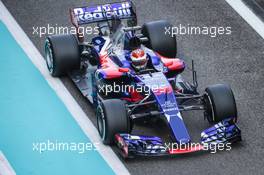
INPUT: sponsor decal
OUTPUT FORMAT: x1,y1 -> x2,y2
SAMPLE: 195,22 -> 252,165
74,2 -> 132,23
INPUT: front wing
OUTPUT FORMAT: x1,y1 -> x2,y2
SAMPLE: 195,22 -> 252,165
115,118 -> 241,158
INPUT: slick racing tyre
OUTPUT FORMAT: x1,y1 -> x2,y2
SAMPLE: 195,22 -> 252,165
204,84 -> 237,123
96,99 -> 131,145
45,34 -> 80,77
142,20 -> 177,58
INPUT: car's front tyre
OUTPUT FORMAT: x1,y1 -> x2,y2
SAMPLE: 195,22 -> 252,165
204,84 -> 237,123
96,99 -> 131,145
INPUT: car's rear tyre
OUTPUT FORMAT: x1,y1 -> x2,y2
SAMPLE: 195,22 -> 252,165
96,99 -> 131,145
204,84 -> 237,123
142,20 -> 177,58
45,34 -> 80,77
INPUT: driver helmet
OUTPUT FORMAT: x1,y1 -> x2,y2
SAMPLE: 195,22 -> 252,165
130,48 -> 148,70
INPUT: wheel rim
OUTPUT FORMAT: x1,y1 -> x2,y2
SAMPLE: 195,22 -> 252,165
45,40 -> 54,74
97,104 -> 106,140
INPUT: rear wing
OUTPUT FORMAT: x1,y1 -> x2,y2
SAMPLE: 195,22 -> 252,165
70,1 -> 137,26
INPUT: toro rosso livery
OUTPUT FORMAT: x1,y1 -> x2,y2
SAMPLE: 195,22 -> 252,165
44,1 -> 241,158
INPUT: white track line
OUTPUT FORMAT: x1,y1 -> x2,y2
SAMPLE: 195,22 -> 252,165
225,0 -> 264,39
0,151 -> 16,175
0,2 -> 129,175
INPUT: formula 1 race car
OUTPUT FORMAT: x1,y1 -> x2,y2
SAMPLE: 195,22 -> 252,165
44,1 -> 241,158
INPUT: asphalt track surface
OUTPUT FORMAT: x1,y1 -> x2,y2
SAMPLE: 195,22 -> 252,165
2,0 -> 264,174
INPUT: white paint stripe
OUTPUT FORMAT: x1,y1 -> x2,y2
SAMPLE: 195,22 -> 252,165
225,0 -> 264,39
0,151 -> 16,175
0,2 -> 129,175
